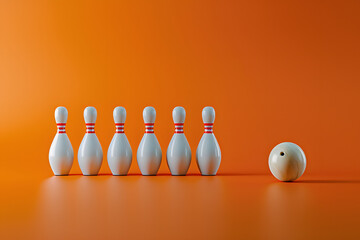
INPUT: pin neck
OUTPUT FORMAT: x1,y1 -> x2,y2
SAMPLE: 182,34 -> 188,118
145,123 -> 154,133
57,123 -> 66,134
174,123 -> 184,134
115,123 -> 124,134
204,123 -> 213,134
86,123 -> 95,133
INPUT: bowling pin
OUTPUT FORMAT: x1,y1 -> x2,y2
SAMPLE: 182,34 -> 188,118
78,106 -> 103,176
49,107 -> 74,176
196,106 -> 221,176
137,106 -> 162,176
166,106 -> 191,175
107,107 -> 132,176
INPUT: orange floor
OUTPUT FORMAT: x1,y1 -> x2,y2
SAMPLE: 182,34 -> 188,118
1,173 -> 360,239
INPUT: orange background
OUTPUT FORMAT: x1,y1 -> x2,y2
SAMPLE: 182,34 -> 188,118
1,1 -> 360,239
1,0 -> 360,176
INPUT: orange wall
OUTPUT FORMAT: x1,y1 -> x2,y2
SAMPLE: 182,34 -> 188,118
0,0 -> 359,176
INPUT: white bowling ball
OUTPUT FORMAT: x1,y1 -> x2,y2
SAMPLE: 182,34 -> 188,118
268,142 -> 306,182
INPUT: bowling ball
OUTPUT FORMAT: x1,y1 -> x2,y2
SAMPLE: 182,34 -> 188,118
268,142 -> 306,182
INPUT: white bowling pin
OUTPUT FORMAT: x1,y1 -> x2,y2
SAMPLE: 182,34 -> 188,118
107,107 -> 132,176
137,106 -> 162,176
196,107 -> 221,176
49,107 -> 74,176
78,106 -> 103,176
166,106 -> 191,176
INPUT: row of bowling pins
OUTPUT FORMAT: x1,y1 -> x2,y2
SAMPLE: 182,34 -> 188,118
49,106 -> 221,176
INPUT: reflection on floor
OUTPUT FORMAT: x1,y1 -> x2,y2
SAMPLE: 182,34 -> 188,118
1,174 -> 360,239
